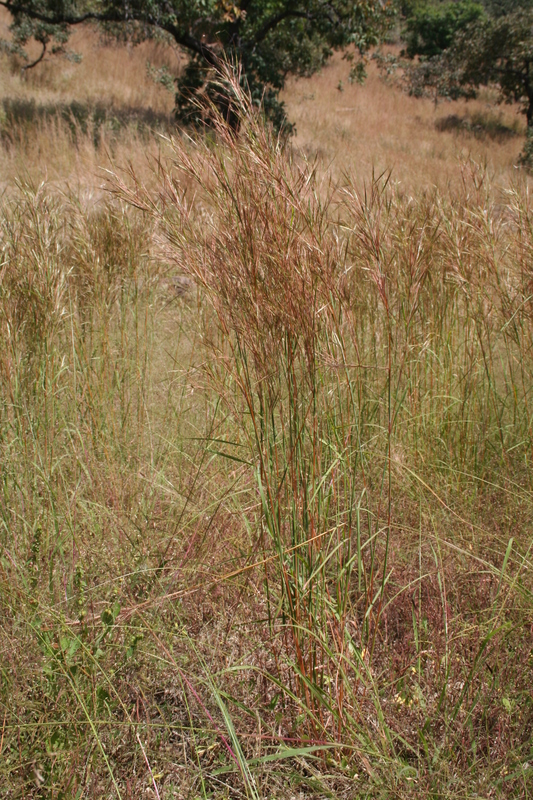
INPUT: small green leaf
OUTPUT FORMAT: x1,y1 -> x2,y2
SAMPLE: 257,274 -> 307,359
101,608 -> 114,626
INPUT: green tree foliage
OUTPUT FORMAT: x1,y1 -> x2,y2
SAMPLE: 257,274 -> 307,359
399,5 -> 533,163
482,0 -> 533,19
453,9 -> 533,165
447,10 -> 533,126
404,0 -> 485,59
0,0 -> 394,130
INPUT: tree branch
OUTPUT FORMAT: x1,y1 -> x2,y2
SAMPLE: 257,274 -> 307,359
250,8 -> 311,48
21,37 -> 45,71
0,1 -> 220,66
162,23 -> 221,66
0,1 -> 129,26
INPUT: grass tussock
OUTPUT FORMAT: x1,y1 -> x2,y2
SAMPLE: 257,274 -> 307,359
1,67 -> 533,798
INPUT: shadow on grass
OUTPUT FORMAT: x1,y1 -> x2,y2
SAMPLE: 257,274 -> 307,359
436,111 -> 522,141
0,97 -> 174,146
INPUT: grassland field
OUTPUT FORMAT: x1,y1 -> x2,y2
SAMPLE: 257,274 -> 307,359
1,10 -> 533,799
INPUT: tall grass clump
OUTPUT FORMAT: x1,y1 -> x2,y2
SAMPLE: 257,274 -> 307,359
2,68 -> 533,798
0,182 -> 227,797
115,71 -> 533,794
120,84 -> 379,749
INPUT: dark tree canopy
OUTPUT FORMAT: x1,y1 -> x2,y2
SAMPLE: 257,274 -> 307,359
404,9 -> 533,124
482,0 -> 533,19
447,10 -> 533,125
386,1 -> 533,164
0,0 -> 394,129
404,0 -> 485,59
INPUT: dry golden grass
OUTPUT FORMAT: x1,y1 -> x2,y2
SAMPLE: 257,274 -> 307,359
0,9 -> 177,112
282,51 -> 528,191
2,23 -> 533,798
0,9 -> 177,187
0,10 -> 529,193
2,82 -> 533,796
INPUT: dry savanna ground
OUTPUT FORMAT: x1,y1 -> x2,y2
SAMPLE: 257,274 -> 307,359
0,8 -> 528,188
1,10 -> 533,800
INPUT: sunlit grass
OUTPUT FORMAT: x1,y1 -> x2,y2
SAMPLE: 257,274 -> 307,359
0,21 -> 532,800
